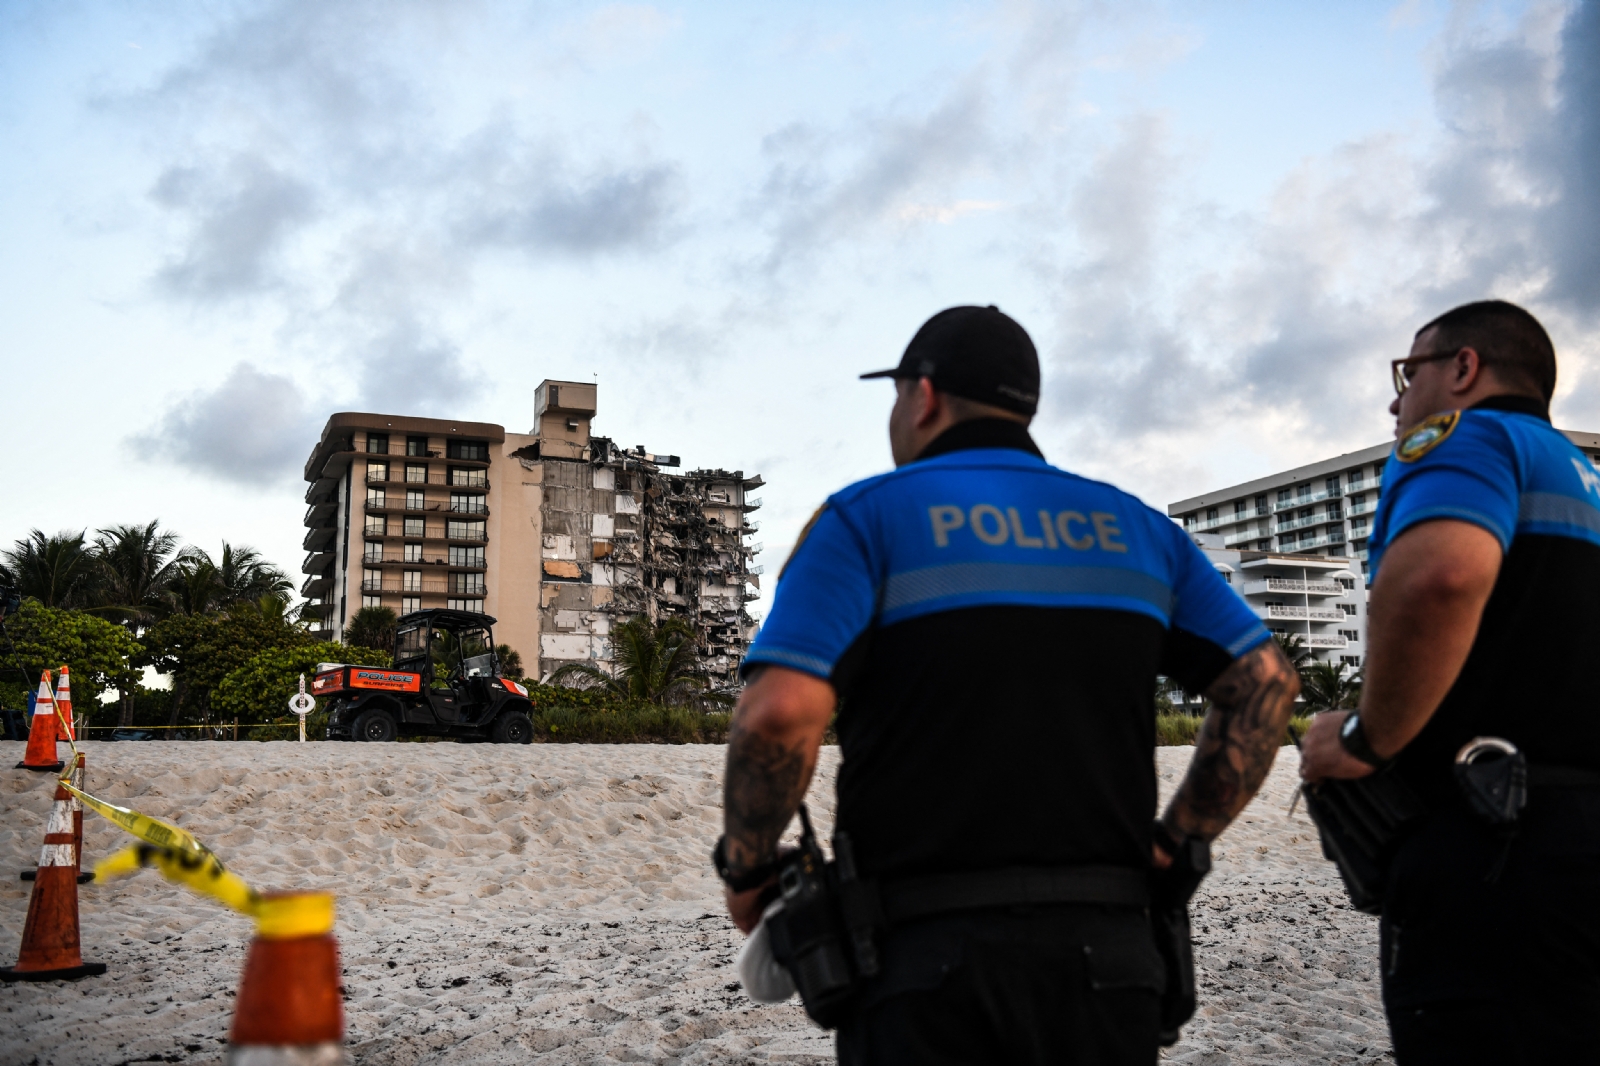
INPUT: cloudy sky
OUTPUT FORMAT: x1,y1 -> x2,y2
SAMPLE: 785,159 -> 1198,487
3,0 -> 1596,608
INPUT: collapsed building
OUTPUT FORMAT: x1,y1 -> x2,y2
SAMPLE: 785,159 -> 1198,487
300,380 -> 763,689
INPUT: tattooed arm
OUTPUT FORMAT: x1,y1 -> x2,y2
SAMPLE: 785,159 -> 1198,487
722,664 -> 837,932
1158,641 -> 1300,861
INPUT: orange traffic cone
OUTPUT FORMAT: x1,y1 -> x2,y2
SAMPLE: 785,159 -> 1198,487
55,665 -> 76,743
0,778 -> 106,981
14,672 -> 64,772
228,892 -> 346,1064
21,754 -> 92,884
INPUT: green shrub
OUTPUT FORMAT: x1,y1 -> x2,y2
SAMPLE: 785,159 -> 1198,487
212,643 -> 390,740
1156,712 -> 1314,747
530,700 -> 731,744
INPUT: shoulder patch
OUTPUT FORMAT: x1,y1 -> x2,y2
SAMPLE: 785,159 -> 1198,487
1396,411 -> 1460,463
779,504 -> 829,581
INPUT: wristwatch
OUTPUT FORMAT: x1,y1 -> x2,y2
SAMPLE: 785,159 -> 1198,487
711,836 -> 779,892
1338,713 -> 1392,769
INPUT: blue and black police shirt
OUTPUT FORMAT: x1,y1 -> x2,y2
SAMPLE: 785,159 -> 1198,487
1368,394 -> 1600,807
744,419 -> 1269,881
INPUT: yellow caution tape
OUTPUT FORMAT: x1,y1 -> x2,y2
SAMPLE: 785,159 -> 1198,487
52,702 -> 334,936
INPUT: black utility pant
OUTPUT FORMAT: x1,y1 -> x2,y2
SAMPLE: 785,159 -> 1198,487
836,905 -> 1161,1066
1381,788 -> 1600,1065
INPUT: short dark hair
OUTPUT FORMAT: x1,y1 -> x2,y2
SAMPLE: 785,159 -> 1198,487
1416,300 -> 1556,401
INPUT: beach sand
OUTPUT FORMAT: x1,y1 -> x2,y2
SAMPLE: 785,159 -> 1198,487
1,741 -> 1390,1063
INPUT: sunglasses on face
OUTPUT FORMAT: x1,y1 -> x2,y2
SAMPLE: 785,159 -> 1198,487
1391,350 -> 1461,397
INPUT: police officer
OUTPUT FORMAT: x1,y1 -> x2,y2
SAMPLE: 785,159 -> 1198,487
1300,300 -> 1600,1063
715,305 -> 1300,1064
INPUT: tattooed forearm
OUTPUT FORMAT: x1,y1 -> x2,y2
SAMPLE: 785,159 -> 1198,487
1162,641 -> 1299,842
723,718 -> 814,875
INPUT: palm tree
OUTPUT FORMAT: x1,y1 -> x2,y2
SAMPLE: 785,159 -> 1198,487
167,557 -> 223,616
1274,632 -> 1315,673
90,521 -> 184,632
1,530 -> 96,607
549,615 -> 715,704
346,606 -> 398,652
495,644 -> 524,679
1301,661 -> 1362,712
214,542 -> 292,605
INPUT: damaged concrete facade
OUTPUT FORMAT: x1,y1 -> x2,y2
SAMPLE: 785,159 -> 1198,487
525,381 -> 764,687
301,380 -> 762,690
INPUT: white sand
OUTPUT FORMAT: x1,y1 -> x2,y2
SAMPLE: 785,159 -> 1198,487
1,741 -> 1390,1064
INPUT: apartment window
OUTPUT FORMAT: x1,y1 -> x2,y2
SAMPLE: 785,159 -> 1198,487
1276,489 -> 1292,504
364,516 -> 387,537
405,463 -> 428,483
406,489 -> 426,511
1351,516 -> 1368,536
447,440 -> 489,461
1326,476 -> 1342,496
1183,513 -> 1197,528
403,542 -> 425,562
447,519 -> 487,541
447,598 -> 485,613
366,487 -> 386,508
449,545 -> 485,567
401,596 -> 422,615
406,435 -> 429,457
1205,507 -> 1218,522
366,433 -> 390,454
362,541 -> 384,564
1255,495 -> 1268,516
1299,508 -> 1313,521
1296,483 -> 1311,500
1326,503 -> 1343,520
450,493 -> 486,514
1348,469 -> 1365,488
1279,536 -> 1297,550
449,467 -> 487,488
402,570 -> 422,592
1233,501 -> 1247,517
1340,655 -> 1362,667
1257,540 -> 1271,551
449,572 -> 485,595
363,568 -> 382,592
403,517 -> 426,538
1350,492 -> 1367,508
1340,603 -> 1357,615
362,595 -> 383,608
1340,629 -> 1361,642
1327,527 -> 1344,542
366,461 -> 388,483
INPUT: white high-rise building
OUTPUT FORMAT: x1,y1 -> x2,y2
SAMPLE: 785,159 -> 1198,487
1169,429 -> 1600,578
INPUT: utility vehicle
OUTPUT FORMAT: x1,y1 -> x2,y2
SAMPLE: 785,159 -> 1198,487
317,609 -> 535,743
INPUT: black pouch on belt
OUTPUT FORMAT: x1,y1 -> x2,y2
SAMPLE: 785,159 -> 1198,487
1454,737 -> 1527,882
1302,767 -> 1425,914
1149,830 -> 1211,1047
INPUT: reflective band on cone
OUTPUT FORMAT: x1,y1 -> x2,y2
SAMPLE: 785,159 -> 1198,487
1,781 -> 106,981
227,893 -> 346,1065
15,672 -> 63,772
56,665 -> 76,743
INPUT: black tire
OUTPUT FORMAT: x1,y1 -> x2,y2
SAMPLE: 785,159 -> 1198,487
352,709 -> 398,742
491,709 -> 534,745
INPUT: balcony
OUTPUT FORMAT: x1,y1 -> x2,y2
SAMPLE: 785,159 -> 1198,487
1347,500 -> 1376,516
1274,488 -> 1341,513
360,578 -> 453,595
1284,533 -> 1346,552
742,497 -> 763,512
1274,514 -> 1329,534
1306,633 -> 1349,649
304,500 -> 336,526
445,528 -> 488,543
1223,529 -> 1268,547
1255,605 -> 1347,623
449,499 -> 489,515
449,472 -> 489,489
302,550 -> 333,574
1242,578 -> 1345,596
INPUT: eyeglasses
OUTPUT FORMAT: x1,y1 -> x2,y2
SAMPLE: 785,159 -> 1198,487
1391,350 -> 1461,397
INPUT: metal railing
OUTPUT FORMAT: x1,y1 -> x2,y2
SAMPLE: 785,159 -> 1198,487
1273,488 -> 1342,513
445,528 -> 488,542
449,500 -> 489,514
1223,529 -> 1267,547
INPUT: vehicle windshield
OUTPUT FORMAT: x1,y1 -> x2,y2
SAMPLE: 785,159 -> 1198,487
428,624 -> 496,685
395,624 -> 427,666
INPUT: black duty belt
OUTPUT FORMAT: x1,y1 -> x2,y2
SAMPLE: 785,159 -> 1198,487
1528,764 -> 1600,788
879,865 -> 1149,925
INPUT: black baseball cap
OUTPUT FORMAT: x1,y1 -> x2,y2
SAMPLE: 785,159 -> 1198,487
860,305 -> 1040,416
